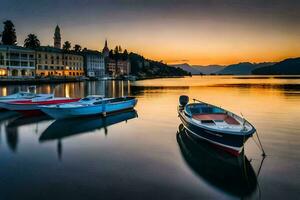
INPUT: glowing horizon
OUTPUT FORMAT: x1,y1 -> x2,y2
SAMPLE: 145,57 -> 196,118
1,0 -> 299,65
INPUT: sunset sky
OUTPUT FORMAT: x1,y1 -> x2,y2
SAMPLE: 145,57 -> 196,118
1,0 -> 299,65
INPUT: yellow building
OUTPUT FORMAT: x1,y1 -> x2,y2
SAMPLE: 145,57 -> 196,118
64,53 -> 84,76
35,46 -> 84,77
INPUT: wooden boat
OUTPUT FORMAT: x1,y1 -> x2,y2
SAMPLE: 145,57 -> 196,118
4,97 -> 80,116
40,96 -> 138,119
0,92 -> 54,110
178,95 -> 256,155
177,125 -> 257,197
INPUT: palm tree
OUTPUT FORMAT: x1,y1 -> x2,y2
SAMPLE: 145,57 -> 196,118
73,44 -> 82,52
1,20 -> 17,45
24,34 -> 40,49
63,41 -> 71,51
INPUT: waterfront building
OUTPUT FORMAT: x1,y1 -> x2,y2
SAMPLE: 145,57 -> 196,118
54,25 -> 61,49
64,51 -> 84,76
0,45 -> 35,77
36,46 -> 84,77
82,50 -> 105,78
107,59 -> 131,77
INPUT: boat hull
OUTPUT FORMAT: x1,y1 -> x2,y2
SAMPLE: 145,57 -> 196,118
41,98 -> 138,119
178,111 -> 255,156
4,98 -> 80,116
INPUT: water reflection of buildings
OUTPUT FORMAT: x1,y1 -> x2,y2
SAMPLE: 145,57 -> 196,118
0,80 -> 132,99
177,125 -> 258,199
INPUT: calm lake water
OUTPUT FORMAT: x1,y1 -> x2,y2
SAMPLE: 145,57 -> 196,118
0,76 -> 299,200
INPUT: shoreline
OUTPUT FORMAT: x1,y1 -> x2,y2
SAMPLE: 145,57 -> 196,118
0,77 -> 85,85
0,74 -> 299,85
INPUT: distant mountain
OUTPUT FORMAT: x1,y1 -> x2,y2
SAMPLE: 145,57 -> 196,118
193,65 -> 225,74
172,63 -> 224,75
252,58 -> 300,75
171,63 -> 201,74
218,62 -> 274,75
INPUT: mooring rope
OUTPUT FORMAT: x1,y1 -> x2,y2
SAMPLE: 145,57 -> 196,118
255,130 -> 266,157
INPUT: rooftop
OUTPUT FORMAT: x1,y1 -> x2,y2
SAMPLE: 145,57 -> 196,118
0,44 -> 35,52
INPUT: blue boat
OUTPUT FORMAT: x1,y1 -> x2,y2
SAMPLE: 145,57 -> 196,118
40,96 -> 137,119
178,95 -> 256,155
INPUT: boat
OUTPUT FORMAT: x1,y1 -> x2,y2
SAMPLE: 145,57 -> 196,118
40,96 -> 138,119
39,110 -> 138,141
3,97 -> 80,116
0,92 -> 54,110
177,95 -> 256,155
177,125 -> 258,198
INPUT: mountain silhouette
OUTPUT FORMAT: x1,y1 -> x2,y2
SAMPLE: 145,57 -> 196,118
252,57 -> 300,75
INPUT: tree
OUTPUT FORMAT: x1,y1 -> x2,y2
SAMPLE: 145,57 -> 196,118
73,44 -> 81,52
109,50 -> 114,59
63,41 -> 71,51
1,20 -> 17,45
114,46 -> 119,54
118,45 -> 122,53
24,34 -> 40,49
123,49 -> 129,60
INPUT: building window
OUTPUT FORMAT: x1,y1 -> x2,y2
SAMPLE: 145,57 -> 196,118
21,61 -> 28,66
21,54 -> 27,59
10,53 -> 19,59
10,61 -> 20,66
45,65 -> 48,70
38,54 -> 41,58
29,62 -> 34,67
45,54 -> 48,59
29,54 -> 34,59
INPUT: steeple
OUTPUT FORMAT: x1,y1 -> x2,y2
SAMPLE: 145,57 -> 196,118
102,39 -> 109,57
54,25 -> 61,49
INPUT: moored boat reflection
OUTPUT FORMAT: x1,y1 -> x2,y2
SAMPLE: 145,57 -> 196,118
39,110 -> 138,160
39,110 -> 138,141
7,115 -> 52,128
177,124 -> 258,198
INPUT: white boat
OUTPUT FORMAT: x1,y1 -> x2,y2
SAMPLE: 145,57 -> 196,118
0,92 -> 54,110
40,96 -> 138,119
3,96 -> 80,116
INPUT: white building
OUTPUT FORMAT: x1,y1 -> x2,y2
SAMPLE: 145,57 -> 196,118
0,45 -> 35,77
83,50 -> 105,78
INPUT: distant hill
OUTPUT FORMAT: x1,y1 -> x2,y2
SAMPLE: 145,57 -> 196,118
171,63 -> 201,74
129,53 -> 189,78
218,62 -> 274,75
172,63 -> 225,75
252,58 -> 300,75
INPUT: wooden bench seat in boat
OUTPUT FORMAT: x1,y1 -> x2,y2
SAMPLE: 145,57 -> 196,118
192,114 -> 240,125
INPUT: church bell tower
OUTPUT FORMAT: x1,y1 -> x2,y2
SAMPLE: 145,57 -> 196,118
54,25 -> 61,49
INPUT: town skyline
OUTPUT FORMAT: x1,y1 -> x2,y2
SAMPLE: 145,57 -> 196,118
1,0 -> 300,65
